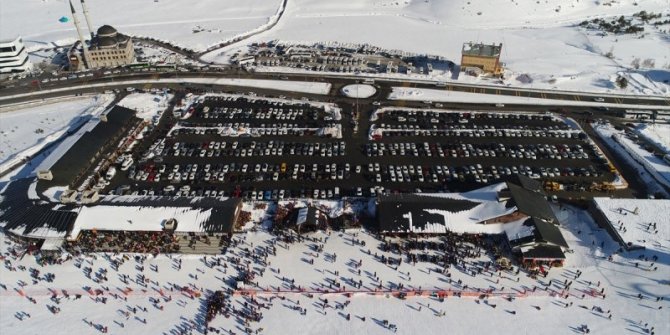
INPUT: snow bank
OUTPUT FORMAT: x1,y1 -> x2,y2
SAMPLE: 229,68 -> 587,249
388,87 -> 670,109
117,93 -> 173,121
635,123 -> 670,155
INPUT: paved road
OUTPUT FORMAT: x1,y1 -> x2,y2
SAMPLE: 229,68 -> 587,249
2,68 -> 669,109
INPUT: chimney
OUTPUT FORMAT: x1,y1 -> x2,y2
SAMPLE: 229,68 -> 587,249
69,0 -> 89,69
80,0 -> 95,39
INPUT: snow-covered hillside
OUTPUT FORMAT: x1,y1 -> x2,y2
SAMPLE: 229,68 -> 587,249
1,0 -> 668,95
0,0 -> 281,52
206,0 -> 670,95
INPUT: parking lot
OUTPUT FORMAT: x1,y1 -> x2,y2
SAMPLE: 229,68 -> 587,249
103,92 -> 616,200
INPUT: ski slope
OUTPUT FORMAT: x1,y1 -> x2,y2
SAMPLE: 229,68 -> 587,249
0,201 -> 668,334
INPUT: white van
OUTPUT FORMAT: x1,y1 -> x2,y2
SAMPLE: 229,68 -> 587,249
105,167 -> 117,180
120,157 -> 134,171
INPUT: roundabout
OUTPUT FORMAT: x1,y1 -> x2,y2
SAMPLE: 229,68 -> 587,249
341,84 -> 376,98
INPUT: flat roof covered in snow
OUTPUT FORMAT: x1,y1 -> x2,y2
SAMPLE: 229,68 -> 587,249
69,197 -> 242,239
377,194 -> 480,233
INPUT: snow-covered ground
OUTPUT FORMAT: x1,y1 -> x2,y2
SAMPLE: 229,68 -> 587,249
0,0 -> 282,52
202,0 -> 670,95
3,1 -> 668,95
341,84 -> 376,98
388,87 -> 670,109
117,92 -> 173,121
592,197 -> 670,250
0,94 -> 114,175
635,123 -> 670,155
1,199 -> 669,334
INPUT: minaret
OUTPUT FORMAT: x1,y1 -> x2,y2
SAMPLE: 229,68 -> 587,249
80,0 -> 95,39
69,0 -> 89,69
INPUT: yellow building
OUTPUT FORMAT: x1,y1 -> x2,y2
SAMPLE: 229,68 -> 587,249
460,42 -> 503,76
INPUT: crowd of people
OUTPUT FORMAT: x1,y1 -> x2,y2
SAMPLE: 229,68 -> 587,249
0,222 -> 667,335
69,230 -> 180,254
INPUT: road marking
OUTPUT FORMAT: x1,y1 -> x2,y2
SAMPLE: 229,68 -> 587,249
574,95 -> 581,101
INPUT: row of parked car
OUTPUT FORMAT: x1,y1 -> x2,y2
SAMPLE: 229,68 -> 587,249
162,140 -> 346,158
364,142 -> 593,160
363,163 -> 604,184
197,105 -> 324,121
127,162 -> 359,184
117,185 -> 349,200
376,122 -> 568,131
203,95 -> 314,109
375,127 -> 584,139
169,122 -> 334,137
378,110 -> 559,124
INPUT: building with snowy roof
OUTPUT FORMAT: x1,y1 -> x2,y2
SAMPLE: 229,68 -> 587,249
376,194 -> 482,234
0,179 -> 79,240
280,206 -> 329,234
0,36 -> 31,74
375,179 -> 569,264
506,217 -> 568,265
494,183 -> 557,224
67,197 -> 243,241
507,174 -> 545,195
